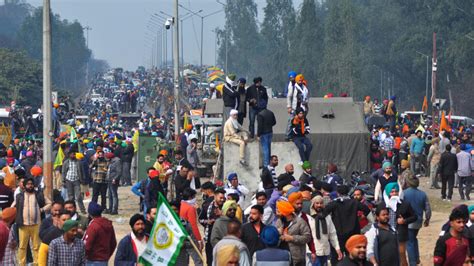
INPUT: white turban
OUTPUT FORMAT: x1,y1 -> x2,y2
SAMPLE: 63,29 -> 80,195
230,109 -> 238,116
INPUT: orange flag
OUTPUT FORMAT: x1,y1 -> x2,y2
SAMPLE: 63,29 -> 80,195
422,96 -> 428,113
215,133 -> 220,149
440,111 -> 452,132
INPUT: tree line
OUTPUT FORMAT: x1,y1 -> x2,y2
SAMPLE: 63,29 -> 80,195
0,2 -> 108,107
217,0 -> 474,115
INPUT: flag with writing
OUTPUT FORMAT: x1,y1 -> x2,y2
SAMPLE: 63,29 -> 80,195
139,192 -> 188,265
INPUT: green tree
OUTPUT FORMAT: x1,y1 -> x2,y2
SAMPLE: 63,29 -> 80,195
16,8 -> 91,90
218,0 -> 260,78
0,48 -> 42,106
289,0 -> 324,94
260,0 -> 296,91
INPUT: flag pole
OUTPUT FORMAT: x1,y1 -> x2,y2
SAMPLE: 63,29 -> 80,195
186,236 -> 206,263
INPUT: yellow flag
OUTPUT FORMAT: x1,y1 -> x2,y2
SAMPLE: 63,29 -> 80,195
132,130 -> 139,153
183,113 -> 189,130
54,146 -> 65,169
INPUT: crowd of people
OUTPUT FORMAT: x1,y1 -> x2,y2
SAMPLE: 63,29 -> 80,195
0,67 -> 473,266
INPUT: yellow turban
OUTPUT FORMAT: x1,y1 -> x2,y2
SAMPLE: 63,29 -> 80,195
216,245 -> 240,266
222,200 -> 238,216
295,74 -> 305,83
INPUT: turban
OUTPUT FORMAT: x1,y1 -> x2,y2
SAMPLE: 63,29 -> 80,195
227,74 -> 236,81
230,109 -> 239,116
301,190 -> 311,200
288,71 -> 297,78
129,213 -> 145,228
295,74 -> 304,83
238,78 -> 246,84
86,143 -> 94,149
105,152 -> 114,159
88,201 -> 103,216
400,159 -> 409,170
6,157 -> 14,165
287,186 -> 300,197
149,170 -> 160,179
261,225 -> 280,246
384,182 -> 399,197
30,166 -> 42,177
469,205 -> 474,214
345,234 -> 367,252
216,245 -> 240,266
185,124 -> 193,131
302,161 -> 312,170
159,150 -> 168,156
288,192 -> 302,205
227,172 -> 238,182
83,139 -> 90,144
76,153 -> 84,160
26,151 -> 33,157
382,162 -> 392,170
6,149 -> 13,157
276,200 -> 294,217
282,185 -> 293,194
406,176 -> 419,188
1,207 -> 16,224
62,220 -> 79,232
222,200 -> 238,216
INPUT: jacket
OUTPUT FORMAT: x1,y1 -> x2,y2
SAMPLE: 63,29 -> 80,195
241,222 -> 266,256
253,247 -> 291,266
212,235 -> 251,266
323,198 -> 370,237
0,183 -> 13,209
290,117 -> 310,138
391,200 -> 417,242
287,83 -> 309,111
15,190 -> 50,226
122,145 -> 134,164
114,234 -> 137,266
438,151 -> 458,176
107,157 -> 122,182
457,150 -> 472,177
246,84 -> 268,110
210,215 -> 237,247
180,201 -> 202,241
308,214 -> 340,256
61,159 -> 86,184
257,109 -> 276,136
222,82 -> 239,108
260,166 -> 276,189
275,216 -> 311,265
174,173 -> 190,198
338,257 -> 373,266
145,178 -> 164,210
404,187 -> 431,230
83,216 -> 117,261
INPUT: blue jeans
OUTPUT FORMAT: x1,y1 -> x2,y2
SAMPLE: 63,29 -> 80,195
86,261 -> 108,266
108,182 -> 119,212
293,136 -> 313,161
407,228 -> 420,266
249,108 -> 259,138
307,254 -> 328,266
260,133 -> 272,167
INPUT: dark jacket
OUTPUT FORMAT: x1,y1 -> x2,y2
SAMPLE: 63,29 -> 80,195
174,173 -> 190,198
438,151 -> 458,176
223,83 -> 239,108
261,167 -> 276,189
338,257 -> 373,266
115,234 -> 138,266
20,158 -> 36,179
145,178 -> 164,210
83,216 -> 117,261
393,200 -> 417,242
290,117 -> 310,138
241,222 -> 266,256
107,157 -> 122,183
122,145 -> 134,164
257,109 -> 276,136
246,84 -> 268,110
0,183 -> 14,209
15,190 -> 47,226
324,198 -> 370,237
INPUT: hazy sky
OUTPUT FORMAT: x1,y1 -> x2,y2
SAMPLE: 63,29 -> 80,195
27,0 -> 302,71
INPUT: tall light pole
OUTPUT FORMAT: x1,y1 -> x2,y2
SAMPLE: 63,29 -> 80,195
173,0 -> 180,137
43,0 -> 53,201
416,50 -> 430,107
178,4 -> 224,87
216,0 -> 227,73
179,12 -> 202,68
83,26 -> 91,85
151,15 -> 168,66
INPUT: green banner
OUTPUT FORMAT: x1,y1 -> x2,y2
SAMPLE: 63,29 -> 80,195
137,136 -> 175,181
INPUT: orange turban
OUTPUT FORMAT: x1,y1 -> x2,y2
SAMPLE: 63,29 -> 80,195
185,124 -> 193,131
345,234 -> 367,252
288,192 -> 302,205
30,166 -> 42,177
1,207 -> 16,224
6,149 -> 13,157
159,150 -> 168,156
295,74 -> 304,83
301,190 -> 311,200
276,200 -> 295,217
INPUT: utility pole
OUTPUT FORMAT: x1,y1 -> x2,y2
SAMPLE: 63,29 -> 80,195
432,32 -> 438,121
416,51 -> 430,108
173,0 -> 180,137
83,26 -> 91,85
43,0 -> 53,201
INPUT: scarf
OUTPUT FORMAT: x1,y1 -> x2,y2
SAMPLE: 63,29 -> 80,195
226,76 -> 237,87
384,195 -> 401,212
231,117 -> 240,131
184,198 -> 197,206
314,213 -> 328,240
334,196 -> 351,202
293,116 -> 305,135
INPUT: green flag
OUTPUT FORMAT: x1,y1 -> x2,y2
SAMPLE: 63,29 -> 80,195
53,146 -> 65,169
139,192 -> 188,265
70,127 -> 77,143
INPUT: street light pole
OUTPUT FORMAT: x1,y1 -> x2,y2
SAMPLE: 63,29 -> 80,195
43,0 -> 53,201
173,0 -> 180,137
416,51 -> 430,106
83,26 -> 91,85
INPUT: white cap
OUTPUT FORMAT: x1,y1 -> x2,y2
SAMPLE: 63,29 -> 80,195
230,109 -> 238,116
210,83 -> 216,88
